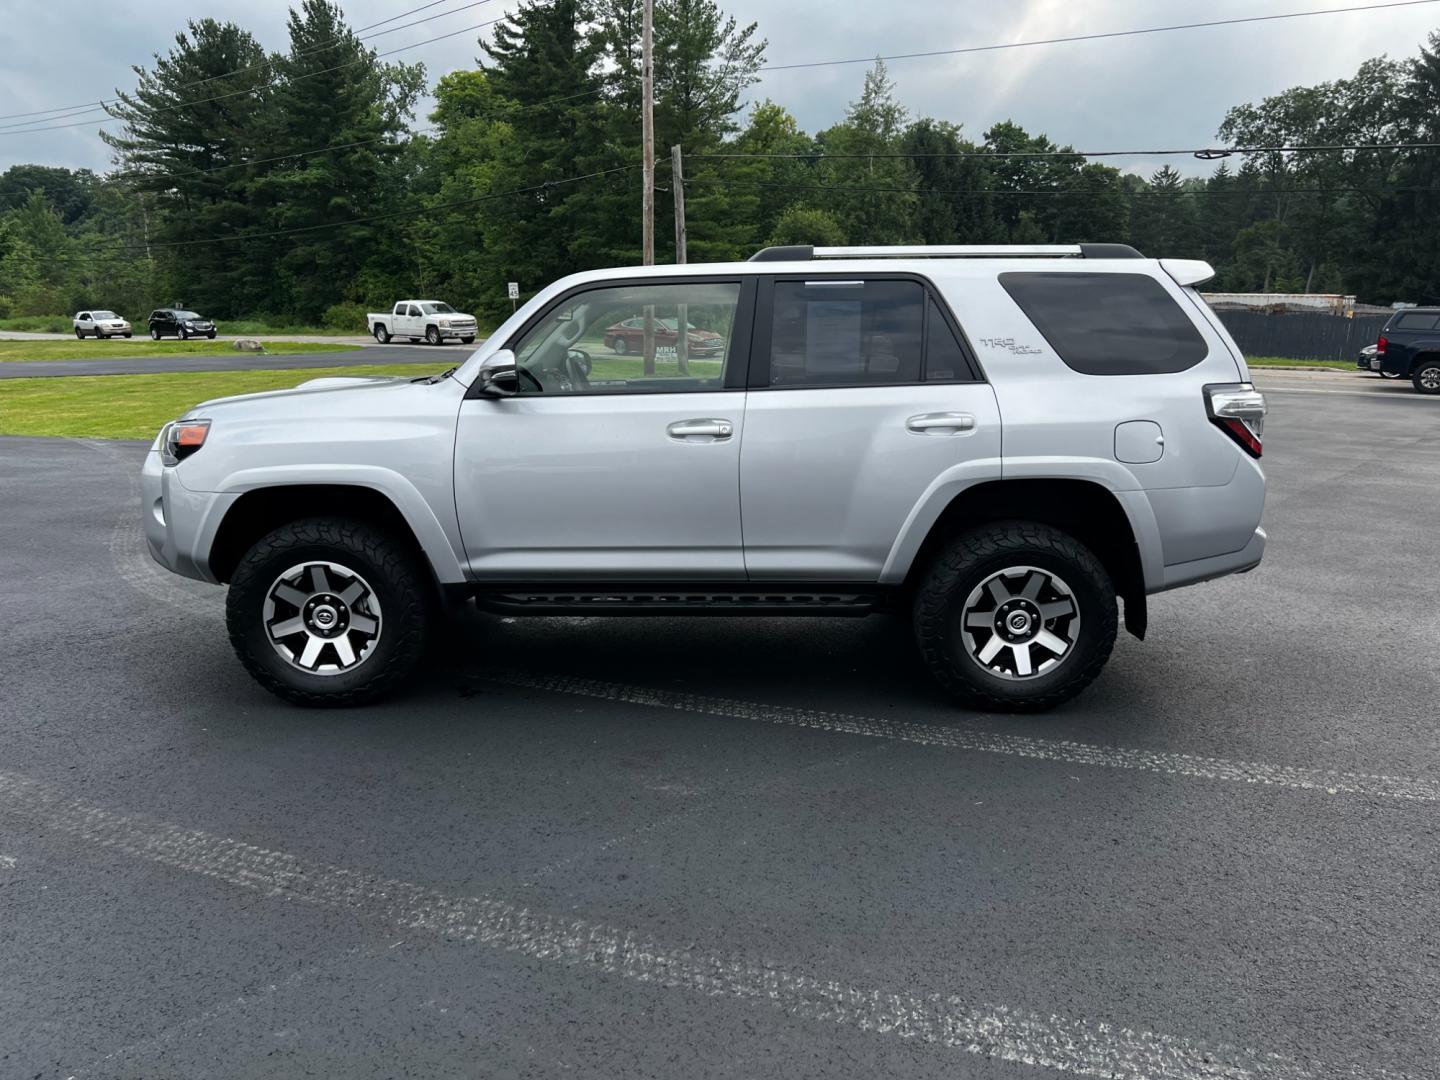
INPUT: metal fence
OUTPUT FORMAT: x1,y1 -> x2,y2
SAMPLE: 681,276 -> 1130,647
1211,309 -> 1389,362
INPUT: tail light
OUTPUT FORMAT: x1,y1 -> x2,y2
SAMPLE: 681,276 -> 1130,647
1377,336 -> 1388,355
161,419 -> 210,465
1204,384 -> 1265,458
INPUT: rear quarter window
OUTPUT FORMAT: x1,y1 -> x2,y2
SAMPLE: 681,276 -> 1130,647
998,271 -> 1207,375
1391,312 -> 1440,331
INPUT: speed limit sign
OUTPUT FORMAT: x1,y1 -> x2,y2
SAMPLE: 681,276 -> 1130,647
507,282 -> 519,300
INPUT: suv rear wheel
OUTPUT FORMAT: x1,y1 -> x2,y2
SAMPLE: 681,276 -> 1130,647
1412,358 -> 1440,395
226,517 -> 432,706
913,522 -> 1117,712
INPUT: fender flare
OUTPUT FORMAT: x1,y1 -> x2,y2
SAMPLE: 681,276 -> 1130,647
878,457 -> 1166,594
207,464 -> 468,583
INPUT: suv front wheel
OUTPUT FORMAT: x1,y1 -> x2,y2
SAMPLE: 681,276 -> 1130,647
226,517 -> 432,706
913,522 -> 1117,712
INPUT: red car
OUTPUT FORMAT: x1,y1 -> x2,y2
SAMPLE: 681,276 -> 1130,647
602,317 -> 725,357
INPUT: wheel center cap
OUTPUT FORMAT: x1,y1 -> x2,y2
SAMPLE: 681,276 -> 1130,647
1008,611 -> 1032,633
313,606 -> 337,628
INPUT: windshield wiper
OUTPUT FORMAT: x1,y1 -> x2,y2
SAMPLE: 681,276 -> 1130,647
415,366 -> 459,385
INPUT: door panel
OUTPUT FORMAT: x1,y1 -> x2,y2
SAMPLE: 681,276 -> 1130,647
740,275 -> 1002,580
455,393 -> 746,579
740,384 -> 1001,579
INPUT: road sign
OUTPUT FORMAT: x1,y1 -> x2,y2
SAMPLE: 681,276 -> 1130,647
507,282 -> 519,300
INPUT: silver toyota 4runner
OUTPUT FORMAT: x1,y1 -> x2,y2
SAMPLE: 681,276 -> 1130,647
142,244 -> 1267,710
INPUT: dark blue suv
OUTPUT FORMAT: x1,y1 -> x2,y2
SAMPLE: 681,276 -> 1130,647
1377,308 -> 1440,394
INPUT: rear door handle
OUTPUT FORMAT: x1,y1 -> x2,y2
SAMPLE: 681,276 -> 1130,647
667,418 -> 734,440
906,412 -> 975,435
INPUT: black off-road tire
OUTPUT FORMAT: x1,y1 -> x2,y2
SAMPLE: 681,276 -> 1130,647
226,517 -> 432,707
913,521 -> 1117,713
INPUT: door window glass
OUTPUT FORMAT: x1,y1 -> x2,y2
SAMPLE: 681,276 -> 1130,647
768,280 -> 923,386
510,281 -> 741,395
925,298 -> 970,380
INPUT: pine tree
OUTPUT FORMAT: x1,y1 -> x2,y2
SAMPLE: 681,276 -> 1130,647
817,60 -> 917,244
262,0 -> 423,319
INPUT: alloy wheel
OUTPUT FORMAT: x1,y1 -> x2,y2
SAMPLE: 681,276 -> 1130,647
262,561 -> 382,675
1420,366 -> 1440,391
958,565 -> 1080,680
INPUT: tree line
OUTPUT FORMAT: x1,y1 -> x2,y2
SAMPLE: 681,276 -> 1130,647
1,0 -> 1437,326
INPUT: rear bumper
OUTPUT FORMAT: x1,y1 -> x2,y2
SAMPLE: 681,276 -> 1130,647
1159,526 -> 1266,591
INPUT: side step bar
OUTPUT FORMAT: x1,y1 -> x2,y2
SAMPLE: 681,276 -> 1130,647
473,588 -> 884,617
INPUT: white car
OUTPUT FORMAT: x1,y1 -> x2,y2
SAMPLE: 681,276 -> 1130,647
73,310 -> 133,339
368,301 -> 479,345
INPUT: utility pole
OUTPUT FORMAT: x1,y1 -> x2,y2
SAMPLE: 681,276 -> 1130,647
641,0 -> 655,375
671,143 -> 689,375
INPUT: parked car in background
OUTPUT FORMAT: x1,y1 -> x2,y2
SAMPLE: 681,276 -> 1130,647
368,301 -> 478,345
143,243 -> 1267,711
73,310 -> 132,339
1376,308 -> 1440,393
1357,344 -> 1402,378
602,316 -> 726,357
149,309 -> 217,340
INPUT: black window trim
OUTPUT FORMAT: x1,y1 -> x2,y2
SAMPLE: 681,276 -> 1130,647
747,271 -> 984,390
471,274 -> 758,399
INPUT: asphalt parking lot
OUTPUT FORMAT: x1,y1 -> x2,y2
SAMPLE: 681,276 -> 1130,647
3,384 -> 1440,1079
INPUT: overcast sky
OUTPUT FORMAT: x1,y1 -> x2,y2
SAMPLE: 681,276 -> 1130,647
1,0 -> 1437,178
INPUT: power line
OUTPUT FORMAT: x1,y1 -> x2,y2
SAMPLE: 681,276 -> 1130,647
0,7 -> 514,137
753,0 -> 1440,73
0,0 -> 503,127
693,141 -> 1440,162
688,175 -> 1425,199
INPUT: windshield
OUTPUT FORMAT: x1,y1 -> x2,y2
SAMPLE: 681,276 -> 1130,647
421,302 -> 456,315
175,311 -> 203,320
92,310 -> 119,320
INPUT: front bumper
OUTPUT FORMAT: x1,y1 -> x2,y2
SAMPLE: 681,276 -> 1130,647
140,450 -> 237,583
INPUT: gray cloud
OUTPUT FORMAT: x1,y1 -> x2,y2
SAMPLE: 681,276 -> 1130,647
1,0 -> 1435,177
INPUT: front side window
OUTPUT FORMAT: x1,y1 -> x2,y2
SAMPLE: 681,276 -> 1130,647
999,272 -> 1207,376
406,305 -> 421,317
510,280 -> 741,395
78,313 -> 91,321
766,280 -> 925,387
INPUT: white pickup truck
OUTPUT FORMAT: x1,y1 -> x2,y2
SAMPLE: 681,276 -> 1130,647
367,301 -> 480,346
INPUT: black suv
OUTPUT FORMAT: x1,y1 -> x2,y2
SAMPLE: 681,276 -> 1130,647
1377,308 -> 1440,393
149,308 -> 217,341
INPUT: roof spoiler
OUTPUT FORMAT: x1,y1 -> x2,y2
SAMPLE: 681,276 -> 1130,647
1160,259 -> 1216,287
748,243 -> 1144,262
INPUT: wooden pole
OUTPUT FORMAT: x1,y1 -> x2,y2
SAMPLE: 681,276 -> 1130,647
671,143 -> 688,375
641,0 -> 655,375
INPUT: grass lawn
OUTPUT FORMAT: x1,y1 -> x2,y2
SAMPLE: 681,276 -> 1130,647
0,364 -> 445,440
0,339 -> 356,362
1246,355 -> 1354,370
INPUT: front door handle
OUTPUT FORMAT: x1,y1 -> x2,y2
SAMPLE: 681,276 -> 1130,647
667,418 -> 734,440
906,412 -> 975,435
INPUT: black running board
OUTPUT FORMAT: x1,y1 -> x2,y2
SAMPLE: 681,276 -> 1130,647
473,586 -> 885,617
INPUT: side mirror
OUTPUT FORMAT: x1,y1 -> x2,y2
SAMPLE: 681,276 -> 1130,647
477,365 -> 520,398
477,350 -> 521,398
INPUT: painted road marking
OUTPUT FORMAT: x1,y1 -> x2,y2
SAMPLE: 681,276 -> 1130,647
485,671 -> 1440,804
0,767 -> 1389,1080
0,854 -> 15,870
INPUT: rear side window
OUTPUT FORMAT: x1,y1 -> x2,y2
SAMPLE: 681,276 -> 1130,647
1392,312 -> 1440,331
767,279 -> 923,386
998,272 -> 1207,375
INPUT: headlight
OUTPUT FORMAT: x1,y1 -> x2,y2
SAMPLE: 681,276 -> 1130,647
439,319 -> 451,327
161,419 -> 210,465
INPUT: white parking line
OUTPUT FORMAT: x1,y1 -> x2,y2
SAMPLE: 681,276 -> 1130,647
0,767 -> 1379,1080
485,671 -> 1440,804
0,854 -> 16,870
